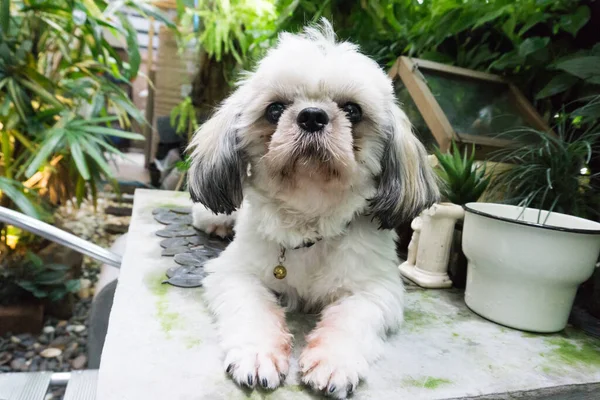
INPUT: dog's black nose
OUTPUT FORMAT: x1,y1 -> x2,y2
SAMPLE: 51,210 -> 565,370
297,108 -> 329,132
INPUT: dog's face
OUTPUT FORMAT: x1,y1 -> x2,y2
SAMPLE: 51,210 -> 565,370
188,21 -> 439,229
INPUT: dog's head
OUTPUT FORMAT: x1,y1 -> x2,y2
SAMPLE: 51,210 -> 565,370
188,20 -> 439,229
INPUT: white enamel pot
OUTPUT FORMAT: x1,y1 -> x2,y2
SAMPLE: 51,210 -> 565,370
462,203 -> 600,333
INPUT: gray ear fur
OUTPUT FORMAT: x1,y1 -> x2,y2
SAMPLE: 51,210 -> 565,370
370,104 -> 440,229
187,95 -> 245,215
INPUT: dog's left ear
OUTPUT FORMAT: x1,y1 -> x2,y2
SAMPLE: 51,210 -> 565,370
187,89 -> 246,215
370,103 -> 440,229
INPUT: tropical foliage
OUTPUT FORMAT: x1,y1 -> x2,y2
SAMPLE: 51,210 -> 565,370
0,0 -> 173,219
176,0 -> 598,123
488,119 -> 600,220
0,0 -> 173,301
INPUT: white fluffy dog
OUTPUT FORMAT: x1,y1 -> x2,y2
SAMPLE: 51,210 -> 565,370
187,20 -> 439,399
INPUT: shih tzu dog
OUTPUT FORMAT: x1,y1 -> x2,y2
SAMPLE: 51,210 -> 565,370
187,20 -> 439,399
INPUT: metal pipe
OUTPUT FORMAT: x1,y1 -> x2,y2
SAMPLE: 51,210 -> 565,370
0,206 -> 121,268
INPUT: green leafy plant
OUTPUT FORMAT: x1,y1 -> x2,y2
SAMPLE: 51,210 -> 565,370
434,141 -> 491,205
170,96 -> 199,140
0,0 -> 174,214
489,119 -> 599,220
0,0 -> 174,304
15,252 -> 80,302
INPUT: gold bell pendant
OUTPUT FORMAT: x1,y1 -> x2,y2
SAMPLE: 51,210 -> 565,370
273,265 -> 287,279
273,246 -> 287,279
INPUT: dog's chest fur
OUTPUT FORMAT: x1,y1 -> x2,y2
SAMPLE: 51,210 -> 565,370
228,206 -> 401,311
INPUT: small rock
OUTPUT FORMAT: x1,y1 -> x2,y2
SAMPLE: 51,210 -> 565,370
33,343 -> 42,351
0,351 -> 12,366
71,354 -> 87,370
43,326 -> 56,334
25,351 -> 35,359
10,358 -> 27,371
57,321 -> 68,329
50,336 -> 71,350
10,336 -> 21,344
40,348 -> 62,358
71,325 -> 86,333
38,335 -> 49,345
19,337 -> 35,347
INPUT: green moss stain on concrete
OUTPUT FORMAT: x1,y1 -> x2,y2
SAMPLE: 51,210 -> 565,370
403,308 -> 437,331
424,377 -> 452,389
451,332 -> 459,338
145,271 -> 182,338
544,337 -> 600,367
403,377 -> 452,389
521,332 -> 539,338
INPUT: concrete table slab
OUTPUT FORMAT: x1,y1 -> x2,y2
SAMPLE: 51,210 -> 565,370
97,189 -> 600,400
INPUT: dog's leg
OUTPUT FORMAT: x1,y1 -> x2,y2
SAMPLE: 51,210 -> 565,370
191,203 -> 237,238
299,284 -> 403,399
203,269 -> 292,390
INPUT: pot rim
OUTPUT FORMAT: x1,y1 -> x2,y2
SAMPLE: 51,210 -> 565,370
463,203 -> 600,235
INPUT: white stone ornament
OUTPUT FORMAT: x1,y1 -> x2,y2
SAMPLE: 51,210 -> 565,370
399,203 -> 465,288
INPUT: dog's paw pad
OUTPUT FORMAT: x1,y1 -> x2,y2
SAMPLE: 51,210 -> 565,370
224,347 -> 289,390
300,346 -> 364,398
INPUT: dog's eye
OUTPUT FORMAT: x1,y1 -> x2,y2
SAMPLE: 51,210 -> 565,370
342,102 -> 362,124
266,103 -> 285,124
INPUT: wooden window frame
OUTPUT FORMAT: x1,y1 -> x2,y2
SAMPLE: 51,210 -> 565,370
388,56 -> 552,156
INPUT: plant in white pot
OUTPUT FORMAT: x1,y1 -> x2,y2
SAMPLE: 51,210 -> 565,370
463,121 -> 600,333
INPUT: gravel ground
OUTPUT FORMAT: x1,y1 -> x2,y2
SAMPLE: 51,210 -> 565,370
0,194 -> 131,398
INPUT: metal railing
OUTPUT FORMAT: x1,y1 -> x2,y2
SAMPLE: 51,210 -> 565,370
0,206 -> 121,268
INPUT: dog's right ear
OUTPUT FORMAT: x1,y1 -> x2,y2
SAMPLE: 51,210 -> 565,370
187,90 -> 246,215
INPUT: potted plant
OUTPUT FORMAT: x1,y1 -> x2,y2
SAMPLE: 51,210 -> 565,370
0,223 -> 82,330
463,119 -> 600,333
432,142 -> 491,288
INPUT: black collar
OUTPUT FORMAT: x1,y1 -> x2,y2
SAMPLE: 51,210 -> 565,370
292,237 -> 322,250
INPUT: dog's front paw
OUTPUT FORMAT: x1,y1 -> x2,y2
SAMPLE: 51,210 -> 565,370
299,337 -> 368,399
191,204 -> 236,238
224,346 -> 290,390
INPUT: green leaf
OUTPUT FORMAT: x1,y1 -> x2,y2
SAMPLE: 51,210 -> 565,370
64,279 -> 81,293
119,15 -> 141,80
0,177 -> 40,218
518,14 -> 549,36
19,79 -> 64,110
7,80 -> 28,121
79,137 -> 114,178
135,2 -> 176,29
473,5 -> 510,28
48,289 -> 66,302
554,56 -> 600,80
559,6 -> 590,37
45,263 -> 70,272
0,0 -> 9,35
518,37 -> 549,59
25,128 -> 65,178
77,125 -> 144,140
67,136 -> 91,180
535,74 -> 579,99
572,101 -> 600,120
34,270 -> 67,285
489,50 -> 523,70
